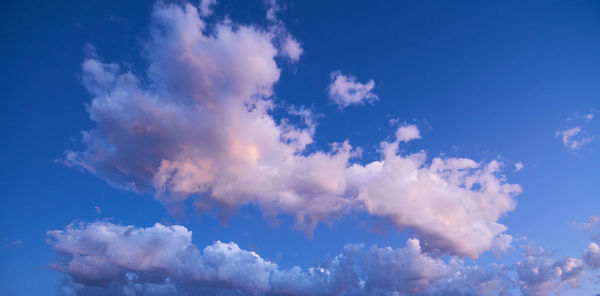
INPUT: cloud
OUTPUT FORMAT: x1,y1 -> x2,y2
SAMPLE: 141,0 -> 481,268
347,141 -> 521,258
64,2 -> 350,235
516,243 -> 585,296
48,221 -> 515,296
557,110 -> 599,151
281,36 -> 303,61
3,240 -> 23,248
583,242 -> 600,269
556,127 -> 592,150
514,162 -> 524,172
265,0 -> 280,22
198,0 -> 217,17
575,215 -> 600,242
63,1 -> 522,257
395,124 -> 421,143
328,71 -> 378,108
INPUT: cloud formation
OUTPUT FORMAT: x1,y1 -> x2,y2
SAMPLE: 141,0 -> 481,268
48,221 -> 514,296
556,109 -> 599,151
48,220 -> 600,296
395,124 -> 421,143
64,1 -> 521,258
328,71 -> 378,108
347,135 -> 521,258
514,162 -> 524,172
556,127 -> 591,150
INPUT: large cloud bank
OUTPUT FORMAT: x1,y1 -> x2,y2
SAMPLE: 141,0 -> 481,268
64,2 -> 521,258
48,222 -> 600,296
48,222 -> 514,296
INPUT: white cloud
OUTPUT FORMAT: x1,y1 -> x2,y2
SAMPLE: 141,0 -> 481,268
557,110 -> 599,151
328,71 -> 378,108
65,3 -> 350,235
48,221 -> 514,296
514,161 -> 524,172
347,141 -> 521,258
395,124 -> 421,143
281,36 -> 303,61
198,0 -> 217,17
556,127 -> 592,150
64,2 -> 522,257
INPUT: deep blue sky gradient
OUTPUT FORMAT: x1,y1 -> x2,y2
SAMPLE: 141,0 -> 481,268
1,1 -> 600,295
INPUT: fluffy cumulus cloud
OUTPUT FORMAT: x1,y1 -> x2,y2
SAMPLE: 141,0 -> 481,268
49,221 -> 515,296
577,215 -> 600,270
347,133 -> 520,258
65,2 -> 349,235
328,71 -> 378,108
50,221 -> 600,296
64,1 -> 522,258
395,124 -> 421,143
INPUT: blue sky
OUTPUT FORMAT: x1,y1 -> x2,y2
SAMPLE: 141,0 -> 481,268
1,1 -> 600,295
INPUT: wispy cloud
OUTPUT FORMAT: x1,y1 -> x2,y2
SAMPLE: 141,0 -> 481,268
3,240 -> 23,248
328,71 -> 378,108
557,109 -> 599,152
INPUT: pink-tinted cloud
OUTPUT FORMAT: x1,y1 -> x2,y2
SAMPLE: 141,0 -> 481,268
328,71 -> 378,108
64,2 -> 521,257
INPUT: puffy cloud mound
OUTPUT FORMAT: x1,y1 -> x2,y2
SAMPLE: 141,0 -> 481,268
328,71 -> 378,108
65,2 -> 351,234
516,244 -> 585,296
347,134 -> 521,258
64,1 -> 521,257
48,221 -> 513,296
395,124 -> 421,143
583,242 -> 600,269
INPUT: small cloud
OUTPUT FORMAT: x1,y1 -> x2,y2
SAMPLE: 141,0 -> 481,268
574,215 -> 600,242
198,0 -> 217,17
514,162 -> 524,172
266,0 -> 280,21
281,37 -> 303,62
4,240 -> 23,248
328,71 -> 378,108
395,124 -> 421,143
557,109 -> 599,152
556,127 -> 592,150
